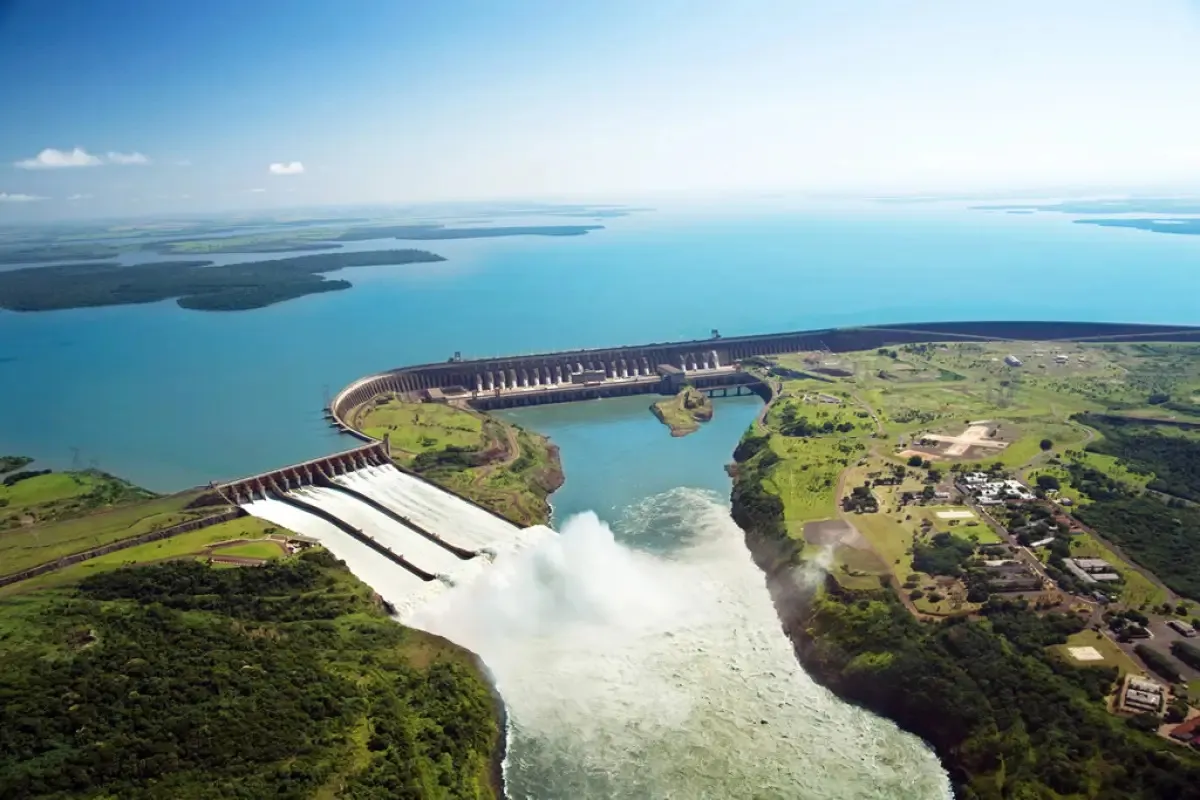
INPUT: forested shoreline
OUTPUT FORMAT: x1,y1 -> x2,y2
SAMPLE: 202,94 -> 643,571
0,250 -> 445,312
0,552 -> 500,799
729,427 -> 1200,799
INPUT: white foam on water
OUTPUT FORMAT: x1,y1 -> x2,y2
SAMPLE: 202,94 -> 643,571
242,496 -> 445,617
411,488 -> 952,799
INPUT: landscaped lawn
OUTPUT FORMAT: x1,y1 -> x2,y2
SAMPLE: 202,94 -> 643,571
212,540 -> 285,560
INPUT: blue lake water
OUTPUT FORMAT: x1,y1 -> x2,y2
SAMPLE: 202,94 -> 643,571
2,206 -> 1200,491
497,393 -> 763,525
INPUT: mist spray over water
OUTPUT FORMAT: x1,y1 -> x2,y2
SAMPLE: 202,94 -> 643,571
411,488 -> 951,799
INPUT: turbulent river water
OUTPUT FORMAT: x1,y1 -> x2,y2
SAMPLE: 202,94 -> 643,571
408,397 -> 952,799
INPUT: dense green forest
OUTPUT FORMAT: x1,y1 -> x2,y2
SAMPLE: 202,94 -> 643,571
1075,496 -> 1200,599
801,592 -> 1200,799
0,250 -> 445,312
1079,413 -> 1200,501
0,553 -> 499,799
1065,414 -> 1200,599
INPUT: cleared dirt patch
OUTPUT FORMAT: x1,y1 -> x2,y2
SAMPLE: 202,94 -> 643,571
1067,646 -> 1105,662
920,423 -> 1011,457
805,519 -> 860,547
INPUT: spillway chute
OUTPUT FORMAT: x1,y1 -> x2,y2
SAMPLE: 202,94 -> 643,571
231,458 -> 553,620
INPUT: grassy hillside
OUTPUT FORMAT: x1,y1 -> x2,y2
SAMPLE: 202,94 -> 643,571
0,551 -> 500,799
356,398 -> 562,526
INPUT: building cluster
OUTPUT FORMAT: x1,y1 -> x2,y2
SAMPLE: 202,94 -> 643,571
961,473 -> 1035,504
976,544 -> 1043,593
1063,557 -> 1121,584
1121,675 -> 1166,715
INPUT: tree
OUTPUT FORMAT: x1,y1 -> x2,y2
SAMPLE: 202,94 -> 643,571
1040,438 -> 1054,451
1036,474 -> 1061,491
908,455 -> 924,467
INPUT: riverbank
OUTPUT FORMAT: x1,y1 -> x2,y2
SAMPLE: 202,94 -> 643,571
728,347 -> 1200,798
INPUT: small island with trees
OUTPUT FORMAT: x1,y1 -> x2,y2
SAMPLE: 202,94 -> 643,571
651,385 -> 713,436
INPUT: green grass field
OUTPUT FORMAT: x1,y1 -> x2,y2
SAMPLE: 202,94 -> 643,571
831,546 -> 888,590
763,435 -> 849,532
0,516 -> 288,597
849,512 -> 913,571
1052,630 -> 1143,676
212,540 -> 285,560
357,400 -> 485,456
0,471 -> 153,523
0,491 -> 206,577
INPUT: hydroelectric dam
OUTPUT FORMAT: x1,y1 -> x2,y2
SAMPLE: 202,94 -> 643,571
325,319 -> 1200,435
215,438 -> 552,615
227,320 -> 1200,613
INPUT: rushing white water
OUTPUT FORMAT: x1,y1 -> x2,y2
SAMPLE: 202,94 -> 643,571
291,485 -> 468,577
411,488 -> 952,799
242,496 -> 446,615
336,466 -> 521,550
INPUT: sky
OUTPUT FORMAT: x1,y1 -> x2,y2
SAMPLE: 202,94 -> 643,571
3,0 -> 1200,219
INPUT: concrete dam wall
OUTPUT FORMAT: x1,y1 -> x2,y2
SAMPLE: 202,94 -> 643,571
220,442 -> 552,616
328,320 -> 1200,429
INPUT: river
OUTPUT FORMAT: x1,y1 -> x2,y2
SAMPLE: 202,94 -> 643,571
411,395 -> 952,799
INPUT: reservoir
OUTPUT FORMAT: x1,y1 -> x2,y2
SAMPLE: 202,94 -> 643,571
413,395 -> 952,798
4,208 -> 1200,490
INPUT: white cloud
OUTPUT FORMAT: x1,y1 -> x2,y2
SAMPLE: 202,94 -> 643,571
67,193 -> 93,201
15,147 -> 102,169
0,192 -> 46,202
249,187 -> 267,193
268,161 -> 305,175
107,151 -> 150,165
14,148 -> 153,169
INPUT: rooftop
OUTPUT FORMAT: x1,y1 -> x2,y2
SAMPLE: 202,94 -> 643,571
1172,717 -> 1200,740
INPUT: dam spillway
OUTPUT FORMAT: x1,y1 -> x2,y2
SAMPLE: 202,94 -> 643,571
337,465 -> 523,552
241,495 -> 435,609
219,440 -> 549,616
